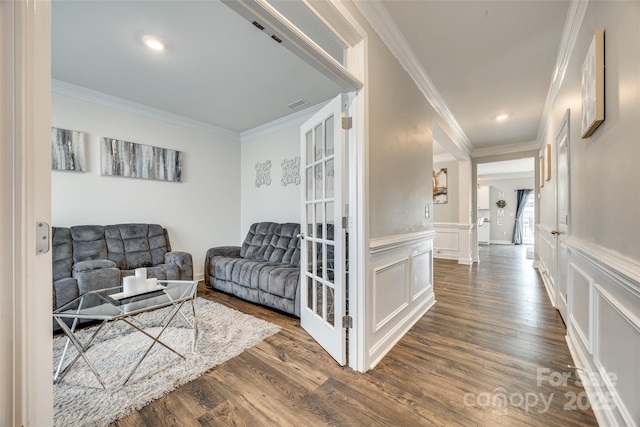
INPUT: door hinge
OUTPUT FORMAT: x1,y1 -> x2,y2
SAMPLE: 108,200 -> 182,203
342,116 -> 352,130
36,222 -> 50,255
342,315 -> 353,329
342,216 -> 353,230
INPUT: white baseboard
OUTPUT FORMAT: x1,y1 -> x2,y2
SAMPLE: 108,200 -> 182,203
489,240 -> 513,245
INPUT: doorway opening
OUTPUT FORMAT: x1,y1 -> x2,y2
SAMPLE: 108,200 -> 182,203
476,157 -> 536,262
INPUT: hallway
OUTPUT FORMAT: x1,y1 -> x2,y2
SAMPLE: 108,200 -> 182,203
115,245 -> 598,426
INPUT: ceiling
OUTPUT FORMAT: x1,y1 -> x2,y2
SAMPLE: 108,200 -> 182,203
477,158 -> 535,180
52,0 -> 570,153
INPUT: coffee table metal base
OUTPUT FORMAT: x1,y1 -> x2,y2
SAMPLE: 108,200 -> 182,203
54,298 -> 197,389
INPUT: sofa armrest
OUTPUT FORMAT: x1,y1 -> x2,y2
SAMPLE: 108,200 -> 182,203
206,246 -> 241,258
165,251 -> 193,280
72,259 -> 117,274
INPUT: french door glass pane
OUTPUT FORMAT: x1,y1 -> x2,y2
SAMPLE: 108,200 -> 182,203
315,163 -> 323,199
325,159 -> 334,199
314,124 -> 323,161
306,131 -> 313,165
325,116 -> 334,156
306,204 -> 314,236
306,167 -> 313,201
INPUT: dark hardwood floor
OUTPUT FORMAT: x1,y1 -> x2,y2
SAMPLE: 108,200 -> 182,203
113,244 -> 598,426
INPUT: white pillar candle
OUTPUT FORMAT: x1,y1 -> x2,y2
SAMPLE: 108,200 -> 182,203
123,275 -> 136,296
135,267 -> 147,281
147,277 -> 158,288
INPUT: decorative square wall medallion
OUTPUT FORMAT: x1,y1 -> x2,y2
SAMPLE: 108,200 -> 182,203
100,138 -> 182,182
51,127 -> 86,172
281,156 -> 301,187
433,168 -> 448,204
255,160 -> 272,187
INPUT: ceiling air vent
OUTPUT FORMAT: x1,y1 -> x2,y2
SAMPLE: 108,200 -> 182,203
287,99 -> 307,109
252,21 -> 264,31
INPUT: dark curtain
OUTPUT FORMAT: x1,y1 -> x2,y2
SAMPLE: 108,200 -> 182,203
512,189 -> 532,245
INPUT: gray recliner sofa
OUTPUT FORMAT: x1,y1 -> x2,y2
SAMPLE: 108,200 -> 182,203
52,223 -> 193,328
204,222 -> 301,317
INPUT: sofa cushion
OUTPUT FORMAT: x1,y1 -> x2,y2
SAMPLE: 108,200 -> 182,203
263,223 -> 300,265
259,266 -> 299,300
72,259 -> 117,273
241,222 -> 276,260
231,259 -> 278,289
70,225 -> 108,262
52,227 -> 73,282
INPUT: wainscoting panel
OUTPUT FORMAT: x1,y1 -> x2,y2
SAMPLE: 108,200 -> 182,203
433,222 -> 472,264
411,249 -> 433,301
433,222 -> 458,260
367,230 -> 436,370
537,225 -> 557,306
373,259 -> 409,332
565,237 -> 640,427
569,262 -> 592,353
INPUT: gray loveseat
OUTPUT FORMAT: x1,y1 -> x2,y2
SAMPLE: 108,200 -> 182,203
204,222 -> 301,317
52,223 -> 193,328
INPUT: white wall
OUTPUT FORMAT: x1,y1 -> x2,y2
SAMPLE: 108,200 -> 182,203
478,177 -> 534,243
537,2 -> 640,425
51,92 -> 241,280
239,110 -> 317,239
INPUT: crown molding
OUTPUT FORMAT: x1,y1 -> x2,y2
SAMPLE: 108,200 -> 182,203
240,102 -> 324,142
478,172 -> 535,182
354,0 -> 472,157
472,140 -> 540,158
51,79 -> 240,140
433,153 -> 456,164
536,0 -> 589,146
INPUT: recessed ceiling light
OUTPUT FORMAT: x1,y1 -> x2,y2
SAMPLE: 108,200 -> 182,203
142,35 -> 167,52
495,114 -> 510,121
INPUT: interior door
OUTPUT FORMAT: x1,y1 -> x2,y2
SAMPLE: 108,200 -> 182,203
300,94 -> 346,365
555,110 -> 570,323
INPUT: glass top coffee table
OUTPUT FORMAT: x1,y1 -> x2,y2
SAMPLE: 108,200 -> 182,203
53,279 -> 198,388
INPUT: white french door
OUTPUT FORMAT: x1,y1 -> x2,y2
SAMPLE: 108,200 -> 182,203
555,110 -> 570,324
299,94 -> 346,365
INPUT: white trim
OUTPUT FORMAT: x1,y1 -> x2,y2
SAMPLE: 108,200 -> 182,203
240,102 -> 324,142
2,1 -> 54,425
536,0 -> 589,145
478,172 -> 535,182
373,259 -> 410,332
433,153 -> 456,164
52,79 -> 240,140
565,334 -> 617,427
472,140 -> 540,158
353,0 -> 472,157
369,230 -> 437,254
367,294 -> 435,370
489,240 -> 513,245
567,236 -> 640,291
222,0 -> 363,91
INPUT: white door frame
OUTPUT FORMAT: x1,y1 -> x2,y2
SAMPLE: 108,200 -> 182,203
1,1 -> 53,425
555,109 -> 571,323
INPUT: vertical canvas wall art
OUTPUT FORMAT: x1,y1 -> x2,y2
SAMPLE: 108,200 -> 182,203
433,168 -> 448,204
581,29 -> 605,138
51,127 -> 86,172
100,138 -> 183,182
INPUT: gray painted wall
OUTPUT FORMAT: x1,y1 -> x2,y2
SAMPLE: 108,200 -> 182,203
539,1 -> 640,260
367,32 -> 436,238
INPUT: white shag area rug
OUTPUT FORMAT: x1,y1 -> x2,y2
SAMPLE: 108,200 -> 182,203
53,297 -> 280,427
